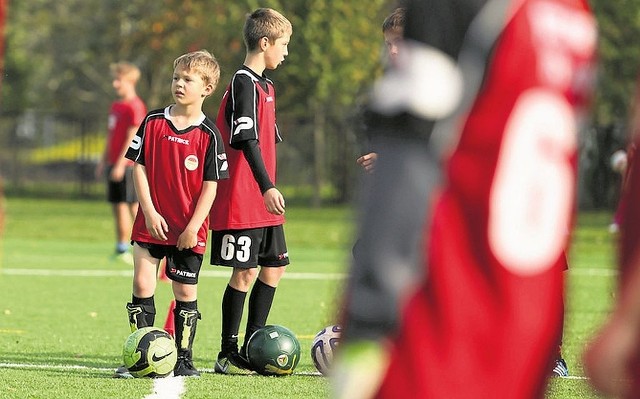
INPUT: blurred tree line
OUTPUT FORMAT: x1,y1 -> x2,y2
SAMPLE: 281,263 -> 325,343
2,0 -> 391,204
2,0 -> 640,207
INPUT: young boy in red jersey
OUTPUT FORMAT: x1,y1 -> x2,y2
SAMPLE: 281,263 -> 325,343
209,8 -> 292,374
95,62 -> 147,262
118,50 -> 229,377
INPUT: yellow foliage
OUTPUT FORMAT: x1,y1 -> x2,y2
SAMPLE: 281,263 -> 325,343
27,134 -> 105,165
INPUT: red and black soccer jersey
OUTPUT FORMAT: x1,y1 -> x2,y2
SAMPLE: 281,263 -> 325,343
125,106 -> 229,254
107,96 -> 146,166
210,66 -> 285,230
371,0 -> 597,398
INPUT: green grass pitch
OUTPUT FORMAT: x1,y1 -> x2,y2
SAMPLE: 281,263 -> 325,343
0,197 -> 615,398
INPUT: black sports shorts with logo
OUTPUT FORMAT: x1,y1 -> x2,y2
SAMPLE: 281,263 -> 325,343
210,225 -> 289,269
134,241 -> 203,285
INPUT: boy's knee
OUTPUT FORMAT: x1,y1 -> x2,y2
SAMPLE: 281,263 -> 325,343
173,282 -> 197,302
231,268 -> 258,291
258,266 -> 286,287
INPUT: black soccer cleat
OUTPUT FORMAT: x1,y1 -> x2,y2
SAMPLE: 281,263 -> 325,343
214,351 -> 252,375
552,358 -> 569,377
113,365 -> 133,379
174,351 -> 200,377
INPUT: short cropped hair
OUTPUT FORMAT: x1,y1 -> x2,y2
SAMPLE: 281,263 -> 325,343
110,62 -> 141,83
243,8 -> 293,51
173,50 -> 221,90
382,7 -> 406,34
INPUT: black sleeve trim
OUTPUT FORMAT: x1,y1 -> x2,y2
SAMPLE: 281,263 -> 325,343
241,140 -> 275,194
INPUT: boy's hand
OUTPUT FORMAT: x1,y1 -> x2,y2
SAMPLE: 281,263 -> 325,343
177,229 -> 198,250
94,160 -> 105,180
356,152 -> 378,173
264,187 -> 285,215
109,163 -> 126,182
144,211 -> 169,241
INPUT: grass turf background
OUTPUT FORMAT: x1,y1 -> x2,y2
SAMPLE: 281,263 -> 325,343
0,197 -> 615,398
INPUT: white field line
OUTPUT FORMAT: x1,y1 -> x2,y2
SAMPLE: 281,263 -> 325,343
0,362 -> 186,399
0,268 -> 346,280
1,267 -> 616,278
0,362 -> 114,372
0,362 -> 322,377
0,267 -> 616,279
0,361 -> 579,380
144,376 -> 185,399
569,268 -> 618,277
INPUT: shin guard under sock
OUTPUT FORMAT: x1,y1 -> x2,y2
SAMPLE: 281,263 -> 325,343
221,285 -> 247,354
174,300 -> 200,353
127,295 -> 156,332
243,279 -> 276,351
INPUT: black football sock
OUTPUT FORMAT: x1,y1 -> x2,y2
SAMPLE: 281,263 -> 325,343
174,300 -> 200,356
127,295 -> 156,332
221,284 -> 247,354
243,278 -> 276,352
558,297 -> 565,359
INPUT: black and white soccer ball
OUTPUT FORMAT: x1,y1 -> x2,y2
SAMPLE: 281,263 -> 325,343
122,327 -> 177,378
310,324 -> 341,376
247,325 -> 301,376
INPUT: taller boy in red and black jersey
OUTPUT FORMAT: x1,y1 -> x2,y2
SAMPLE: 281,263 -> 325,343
209,8 -> 293,374
121,50 -> 228,378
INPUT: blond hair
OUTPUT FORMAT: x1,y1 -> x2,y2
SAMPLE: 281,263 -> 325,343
382,8 -> 406,34
109,62 -> 141,83
173,50 -> 221,90
243,8 -> 293,51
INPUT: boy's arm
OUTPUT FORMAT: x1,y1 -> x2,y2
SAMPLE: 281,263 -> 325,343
228,72 -> 285,215
95,108 -> 113,180
241,140 -> 275,193
240,140 -> 285,215
177,181 -> 218,250
95,140 -> 109,180
132,163 -> 168,241
110,125 -> 140,182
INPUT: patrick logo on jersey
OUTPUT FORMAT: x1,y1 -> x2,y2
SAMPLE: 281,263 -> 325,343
163,135 -> 190,145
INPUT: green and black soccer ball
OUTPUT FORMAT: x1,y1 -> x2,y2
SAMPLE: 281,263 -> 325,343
247,325 -> 301,376
122,327 -> 177,378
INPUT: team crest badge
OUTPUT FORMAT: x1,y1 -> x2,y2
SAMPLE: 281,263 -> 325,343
184,155 -> 199,171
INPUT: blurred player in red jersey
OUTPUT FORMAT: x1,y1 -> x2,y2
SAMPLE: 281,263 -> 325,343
334,0 -> 597,398
583,72 -> 640,399
95,62 -> 147,261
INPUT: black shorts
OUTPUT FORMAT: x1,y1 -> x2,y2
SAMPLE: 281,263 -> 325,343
107,166 -> 137,204
135,242 -> 203,285
210,225 -> 289,269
